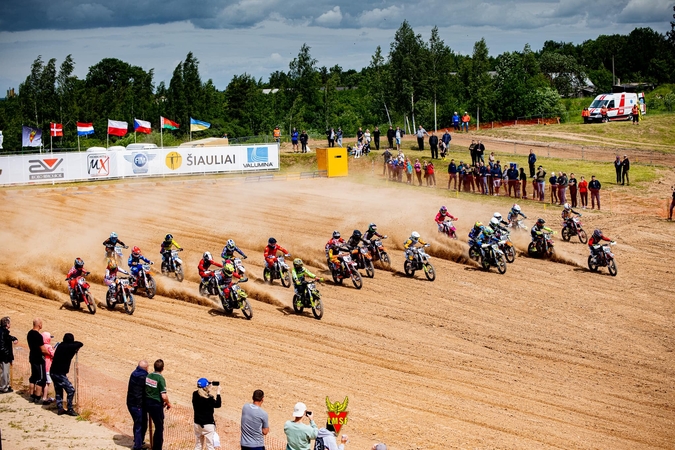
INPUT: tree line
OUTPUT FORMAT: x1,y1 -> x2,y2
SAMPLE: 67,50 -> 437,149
1,15 -> 674,151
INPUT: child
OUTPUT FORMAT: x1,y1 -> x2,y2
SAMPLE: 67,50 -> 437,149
41,331 -> 55,405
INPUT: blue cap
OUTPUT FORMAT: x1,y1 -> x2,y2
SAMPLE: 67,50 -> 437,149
197,378 -> 209,388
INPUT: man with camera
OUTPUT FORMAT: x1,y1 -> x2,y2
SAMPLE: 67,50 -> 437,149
284,402 -> 318,450
192,378 -> 222,450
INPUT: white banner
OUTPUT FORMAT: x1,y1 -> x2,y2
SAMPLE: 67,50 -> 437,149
0,144 -> 279,186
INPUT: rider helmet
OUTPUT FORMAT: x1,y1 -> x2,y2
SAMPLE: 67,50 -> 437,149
226,239 -> 236,250
512,204 -> 521,213
223,263 -> 234,276
110,232 -> 118,241
484,227 -> 494,235
268,237 -> 277,246
132,246 -> 141,257
411,231 -> 420,240
107,259 -> 117,270
368,223 -> 377,232
593,229 -> 602,240
474,221 -> 483,228
563,203 -> 571,210
536,218 -> 545,226
332,231 -> 341,239
293,258 -> 304,269
203,251 -> 212,261
493,212 -> 502,221
489,217 -> 500,228
352,230 -> 362,238
440,206 -> 447,213
164,234 -> 173,242
74,258 -> 84,269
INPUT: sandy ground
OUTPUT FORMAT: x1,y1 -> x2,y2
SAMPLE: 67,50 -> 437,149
0,176 -> 674,449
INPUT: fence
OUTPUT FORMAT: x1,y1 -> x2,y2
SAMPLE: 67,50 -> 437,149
9,346 -> 287,450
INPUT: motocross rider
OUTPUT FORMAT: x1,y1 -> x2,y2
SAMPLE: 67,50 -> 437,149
221,263 -> 245,301
198,252 -> 223,288
104,258 -> 129,295
221,239 -> 247,263
128,246 -> 153,286
403,231 -> 428,261
66,258 -> 89,300
328,241 -> 352,275
363,223 -> 386,242
291,258 -> 322,298
435,206 -> 458,232
507,204 -> 527,225
468,221 -> 484,242
493,212 -> 509,228
561,203 -> 581,221
264,238 -> 289,270
475,226 -> 496,258
103,232 -> 128,258
488,217 -> 506,233
160,234 -> 182,266
325,231 -> 345,269
530,219 -> 549,247
588,229 -> 614,259
346,230 -> 365,250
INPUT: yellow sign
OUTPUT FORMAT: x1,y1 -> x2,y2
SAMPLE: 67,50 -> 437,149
166,151 -> 182,170
326,396 -> 349,434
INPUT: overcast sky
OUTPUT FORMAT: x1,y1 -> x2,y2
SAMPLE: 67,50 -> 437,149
0,0 -> 672,94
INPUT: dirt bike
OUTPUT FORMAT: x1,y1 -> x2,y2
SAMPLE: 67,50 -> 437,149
403,245 -> 436,281
68,273 -> 96,314
105,245 -> 127,267
221,280 -> 252,319
131,263 -> 156,298
493,228 -> 516,263
293,279 -> 324,320
479,238 -> 507,274
588,242 -> 617,276
200,270 -> 225,297
437,220 -> 457,239
468,239 -> 482,262
331,252 -> 363,289
365,237 -> 390,268
352,246 -> 375,278
106,276 -> 135,315
161,249 -> 184,282
508,218 -> 528,231
527,228 -> 555,258
561,216 -> 588,244
262,255 -> 291,287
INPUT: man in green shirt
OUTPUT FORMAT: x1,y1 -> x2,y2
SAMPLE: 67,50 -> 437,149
284,402 -> 318,450
145,359 -> 171,450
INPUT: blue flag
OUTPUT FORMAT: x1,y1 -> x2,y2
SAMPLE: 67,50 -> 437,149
190,118 -> 210,132
22,125 -> 43,147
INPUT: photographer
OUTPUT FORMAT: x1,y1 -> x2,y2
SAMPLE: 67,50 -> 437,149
317,421 -> 349,450
284,402 -> 318,450
192,378 -> 222,450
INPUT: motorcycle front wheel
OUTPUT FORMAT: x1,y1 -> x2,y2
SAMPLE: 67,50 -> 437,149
175,264 -> 184,282
380,252 -> 391,267
504,246 -> 516,263
124,292 -> 135,315
146,277 -> 156,299
607,259 -> 618,276
578,229 -> 588,244
365,259 -> 375,278
85,292 -> 96,314
496,255 -> 507,274
351,270 -> 363,289
241,299 -> 253,320
281,269 -> 291,288
424,263 -> 436,281
312,298 -> 324,320
292,294 -> 304,313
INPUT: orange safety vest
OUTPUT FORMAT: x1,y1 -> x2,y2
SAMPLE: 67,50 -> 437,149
273,128 -> 281,138
462,114 -> 470,123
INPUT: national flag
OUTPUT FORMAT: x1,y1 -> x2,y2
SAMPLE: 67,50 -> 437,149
22,125 -> 43,147
190,117 -> 210,132
77,122 -> 95,136
161,116 -> 180,130
134,118 -> 152,134
108,119 -> 128,136
50,122 -> 63,137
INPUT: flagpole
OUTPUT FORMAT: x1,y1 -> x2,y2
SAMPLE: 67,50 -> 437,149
78,134 -> 80,152
135,129 -> 137,143
50,131 -> 52,152
160,116 -> 163,148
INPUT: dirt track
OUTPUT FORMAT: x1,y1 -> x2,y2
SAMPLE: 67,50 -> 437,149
1,177 -> 674,449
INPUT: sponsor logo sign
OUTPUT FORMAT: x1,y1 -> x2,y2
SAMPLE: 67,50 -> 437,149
28,158 -> 64,180
87,154 -> 110,177
186,153 -> 235,166
325,396 -> 349,434
244,146 -> 273,168
166,151 -> 182,170
124,152 -> 156,174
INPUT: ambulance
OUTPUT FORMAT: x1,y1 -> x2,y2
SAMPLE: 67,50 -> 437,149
583,92 -> 646,123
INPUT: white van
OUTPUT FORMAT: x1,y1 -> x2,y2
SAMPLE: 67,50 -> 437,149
584,92 -> 640,123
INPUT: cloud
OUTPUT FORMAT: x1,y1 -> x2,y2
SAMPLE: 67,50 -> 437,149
315,6 -> 342,27
616,0 -> 673,23
194,0 -> 279,28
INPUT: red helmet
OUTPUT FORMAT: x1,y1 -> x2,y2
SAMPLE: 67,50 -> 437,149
132,246 -> 141,257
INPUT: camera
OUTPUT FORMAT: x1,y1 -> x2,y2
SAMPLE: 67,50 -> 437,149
211,381 -> 220,386
305,411 -> 312,417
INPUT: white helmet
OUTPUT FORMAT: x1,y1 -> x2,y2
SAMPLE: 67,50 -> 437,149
564,203 -> 571,210
203,251 -> 212,260
512,204 -> 521,213
411,231 -> 420,240
490,217 -> 500,227
493,212 -> 502,221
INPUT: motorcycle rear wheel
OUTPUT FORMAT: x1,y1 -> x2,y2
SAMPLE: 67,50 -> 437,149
380,252 -> 391,267
71,298 -> 80,309
608,259 -> 618,276
124,292 -> 135,315
161,262 -> 169,276
469,246 -> 481,262
578,229 -> 588,244
351,270 -> 363,289
146,277 -> 156,299
292,294 -> 304,313
175,265 -> 184,282
403,260 -> 414,277
241,299 -> 253,320
312,298 -> 324,320
424,263 -> 436,281
587,255 -> 599,272
85,292 -> 96,315
480,255 -> 491,270
561,227 -> 572,242
199,283 -> 208,297
263,268 -> 272,284
281,269 -> 291,288
106,290 -> 115,310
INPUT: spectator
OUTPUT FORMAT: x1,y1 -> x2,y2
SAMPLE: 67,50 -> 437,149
468,140 -> 477,166
567,173 -> 577,207
373,126 -> 380,150
632,104 -> 640,125
614,156 -> 622,184
528,150 -> 536,178
532,175 -> 538,200
439,140 -> 447,160
416,125 -> 428,151
461,112 -> 470,132
193,378 -> 222,450
519,167 -> 527,199
316,421 -> 348,450
549,172 -> 558,204
395,127 -> 402,152
475,140 -> 485,163
27,317 -> 48,403
364,129 -> 371,146
447,159 -> 457,190
127,360 -> 149,450
386,126 -> 395,149
558,172 -> 568,205
356,127 -> 364,145
0,316 -> 18,393
457,162 -> 465,192
589,175 -> 601,210
291,128 -> 299,152
405,158 -> 413,184
427,161 -> 436,187
40,332 -> 55,405
422,161 -> 429,186
621,155 -> 630,185
536,166 -> 547,201
273,126 -> 281,145
414,159 -> 422,186
669,186 -> 675,220
429,132 -> 439,159
441,129 -> 451,155
326,128 -> 335,148
488,151 -> 495,167
507,164 -> 518,197
284,402 -> 318,450
466,163 -> 476,193
600,105 -> 608,122
336,128 -> 343,148
51,332 -> 83,416
491,162 -> 502,195
579,176 -> 589,209
381,148 -> 392,176
299,131 -> 309,153
479,162 -> 488,195
146,359 -> 172,450
241,389 -> 270,450
452,112 -> 460,131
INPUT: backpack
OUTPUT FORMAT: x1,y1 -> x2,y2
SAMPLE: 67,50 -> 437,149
314,437 -> 326,450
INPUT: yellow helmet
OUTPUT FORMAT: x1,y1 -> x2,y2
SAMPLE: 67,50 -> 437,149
223,263 -> 234,276
107,259 -> 117,270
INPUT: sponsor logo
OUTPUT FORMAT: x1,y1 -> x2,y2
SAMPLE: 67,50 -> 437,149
244,146 -> 273,168
124,152 -> 156,174
325,396 -> 349,434
186,153 -> 235,166
87,154 -> 110,177
28,158 -> 64,180
166,152 -> 182,170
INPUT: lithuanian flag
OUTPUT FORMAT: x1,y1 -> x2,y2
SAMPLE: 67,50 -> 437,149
161,116 -> 180,130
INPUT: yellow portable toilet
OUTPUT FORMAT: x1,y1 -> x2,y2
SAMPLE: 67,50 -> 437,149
316,148 -> 348,177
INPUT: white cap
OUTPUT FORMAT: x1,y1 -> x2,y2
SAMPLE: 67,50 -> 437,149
293,402 -> 307,417
551,172 -> 555,176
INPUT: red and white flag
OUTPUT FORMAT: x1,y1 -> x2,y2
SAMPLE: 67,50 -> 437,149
134,118 -> 152,134
50,122 -> 63,137
108,119 -> 128,136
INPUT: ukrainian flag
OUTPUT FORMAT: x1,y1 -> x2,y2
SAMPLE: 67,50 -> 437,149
190,117 -> 211,132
